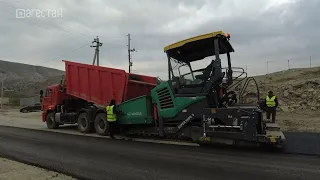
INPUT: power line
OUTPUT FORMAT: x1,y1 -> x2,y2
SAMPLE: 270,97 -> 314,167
0,1 -> 90,41
0,1 -> 130,43
243,53 -> 320,70
0,2 -> 81,41
14,0 -> 92,40
264,54 -> 316,64
0,1 -> 95,63
36,42 -> 91,65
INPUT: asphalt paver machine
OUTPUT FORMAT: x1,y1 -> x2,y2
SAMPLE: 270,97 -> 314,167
156,31 -> 286,147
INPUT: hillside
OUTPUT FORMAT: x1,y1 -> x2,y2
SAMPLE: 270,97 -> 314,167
242,67 -> 320,132
244,67 -> 320,111
0,60 -> 64,97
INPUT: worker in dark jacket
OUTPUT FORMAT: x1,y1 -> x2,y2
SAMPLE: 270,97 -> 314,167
263,91 -> 279,123
106,99 -> 121,139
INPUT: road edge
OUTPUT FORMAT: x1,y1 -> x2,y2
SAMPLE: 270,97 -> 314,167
1,125 -> 320,157
0,153 -> 86,180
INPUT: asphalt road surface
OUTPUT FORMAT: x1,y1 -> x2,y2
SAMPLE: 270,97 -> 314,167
0,126 -> 319,180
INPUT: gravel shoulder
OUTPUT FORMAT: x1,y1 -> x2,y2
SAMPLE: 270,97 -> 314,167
0,108 -> 45,129
0,157 -> 75,180
277,111 -> 320,132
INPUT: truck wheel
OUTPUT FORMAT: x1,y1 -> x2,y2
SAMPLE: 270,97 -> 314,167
77,112 -> 93,133
94,113 -> 109,136
46,112 -> 59,129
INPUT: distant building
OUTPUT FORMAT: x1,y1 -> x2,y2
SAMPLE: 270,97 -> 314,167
0,97 -> 9,105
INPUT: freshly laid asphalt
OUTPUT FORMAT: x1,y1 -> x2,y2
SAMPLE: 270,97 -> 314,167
0,126 -> 319,180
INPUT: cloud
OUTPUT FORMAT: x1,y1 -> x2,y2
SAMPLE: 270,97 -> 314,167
0,0 -> 319,79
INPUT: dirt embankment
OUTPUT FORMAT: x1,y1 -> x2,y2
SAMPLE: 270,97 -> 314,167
255,67 -> 320,111
243,67 -> 320,132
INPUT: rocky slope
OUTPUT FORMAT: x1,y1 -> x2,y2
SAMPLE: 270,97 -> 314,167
250,67 -> 320,112
0,60 -> 64,97
235,67 -> 320,132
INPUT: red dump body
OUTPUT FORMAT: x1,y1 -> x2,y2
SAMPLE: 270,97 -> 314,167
63,60 -> 157,105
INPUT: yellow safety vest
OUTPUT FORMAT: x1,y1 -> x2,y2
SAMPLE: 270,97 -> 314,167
266,96 -> 276,107
106,105 -> 117,122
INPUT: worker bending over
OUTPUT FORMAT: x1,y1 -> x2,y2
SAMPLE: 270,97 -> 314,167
106,99 -> 121,139
264,91 -> 279,123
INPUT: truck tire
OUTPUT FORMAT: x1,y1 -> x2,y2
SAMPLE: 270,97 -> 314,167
94,113 -> 109,136
46,112 -> 59,129
77,112 -> 93,133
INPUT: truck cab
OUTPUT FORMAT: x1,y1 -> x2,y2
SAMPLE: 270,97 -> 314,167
41,83 -> 69,122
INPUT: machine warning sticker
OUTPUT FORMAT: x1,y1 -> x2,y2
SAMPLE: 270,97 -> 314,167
127,112 -> 142,116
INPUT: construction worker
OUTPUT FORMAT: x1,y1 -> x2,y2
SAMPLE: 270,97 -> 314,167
264,91 -> 279,123
106,99 -> 119,139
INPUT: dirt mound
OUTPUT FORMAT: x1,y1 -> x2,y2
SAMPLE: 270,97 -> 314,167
251,67 -> 320,112
237,67 -> 320,132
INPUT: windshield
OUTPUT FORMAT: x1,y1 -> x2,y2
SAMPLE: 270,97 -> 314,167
170,57 -> 190,76
169,57 -> 209,85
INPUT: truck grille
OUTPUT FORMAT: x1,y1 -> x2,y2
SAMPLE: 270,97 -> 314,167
157,87 -> 174,109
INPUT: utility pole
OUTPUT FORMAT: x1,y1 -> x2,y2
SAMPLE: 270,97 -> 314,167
127,33 -> 136,73
0,72 -> 5,109
1,79 -> 3,109
288,60 -> 290,70
91,36 -> 103,66
310,56 -> 312,68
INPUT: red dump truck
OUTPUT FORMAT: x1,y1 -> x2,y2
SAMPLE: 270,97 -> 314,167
41,60 -> 158,134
